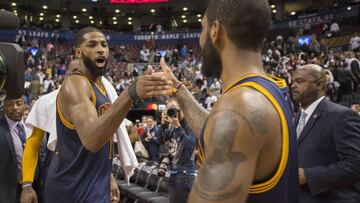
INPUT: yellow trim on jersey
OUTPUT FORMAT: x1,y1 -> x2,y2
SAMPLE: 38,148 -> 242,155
222,74 -> 287,95
56,76 -> 96,130
197,140 -> 205,167
57,95 -> 75,129
93,82 -> 108,96
231,81 -> 289,194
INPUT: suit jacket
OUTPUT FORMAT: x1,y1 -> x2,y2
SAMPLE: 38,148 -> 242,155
0,116 -> 20,203
296,98 -> 360,203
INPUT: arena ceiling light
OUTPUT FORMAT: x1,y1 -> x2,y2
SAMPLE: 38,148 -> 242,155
113,21 -> 117,25
82,8 -> 87,12
40,13 -> 44,16
115,9 -> 120,13
99,20 -> 103,25
347,6 -> 351,10
92,0 -> 98,2
198,19 -> 202,22
272,9 -> 277,14
197,14 -> 201,18
90,20 -> 95,24
271,5 -> 275,9
128,21 -> 132,25
183,7 -> 188,11
150,9 -> 155,13
55,19 -> 60,22
183,19 -> 187,23
290,11 -> 296,15
112,16 -> 117,20
43,5 -> 48,10
56,14 -> 60,18
39,17 -> 44,21
128,17 -> 132,20
13,10 -> 17,13
89,16 -> 93,19
75,20 -> 79,23
73,15 -> 77,19
181,15 -> 186,19
11,2 -> 16,6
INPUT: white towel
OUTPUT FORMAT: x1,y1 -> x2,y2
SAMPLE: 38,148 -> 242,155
25,89 -> 58,151
25,76 -> 138,183
101,77 -> 138,183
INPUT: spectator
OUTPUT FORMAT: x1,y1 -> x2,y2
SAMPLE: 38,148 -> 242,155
349,33 -> 360,52
0,96 -> 26,203
141,116 -> 161,162
28,75 -> 41,102
158,99 -> 196,203
330,22 -> 340,35
204,91 -> 217,111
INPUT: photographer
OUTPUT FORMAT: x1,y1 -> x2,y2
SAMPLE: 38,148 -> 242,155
158,98 -> 196,203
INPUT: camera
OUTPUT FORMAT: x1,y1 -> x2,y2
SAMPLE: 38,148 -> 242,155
167,107 -> 179,118
158,156 -> 171,177
0,10 -> 24,101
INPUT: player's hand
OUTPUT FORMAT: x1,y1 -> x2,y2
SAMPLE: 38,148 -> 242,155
21,187 -> 38,203
110,175 -> 120,203
160,57 -> 181,87
136,74 -> 173,98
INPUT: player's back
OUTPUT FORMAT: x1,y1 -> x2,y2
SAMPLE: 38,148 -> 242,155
198,74 -> 299,203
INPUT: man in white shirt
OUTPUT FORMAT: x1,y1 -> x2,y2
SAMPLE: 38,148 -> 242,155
291,64 -> 360,203
204,91 -> 217,111
330,22 -> 340,34
0,96 -> 26,203
349,34 -> 360,52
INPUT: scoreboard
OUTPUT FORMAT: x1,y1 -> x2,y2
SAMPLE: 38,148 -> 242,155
109,0 -> 169,4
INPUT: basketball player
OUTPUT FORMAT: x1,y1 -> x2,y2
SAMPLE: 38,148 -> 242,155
20,59 -> 122,203
44,27 -> 172,203
159,0 -> 299,202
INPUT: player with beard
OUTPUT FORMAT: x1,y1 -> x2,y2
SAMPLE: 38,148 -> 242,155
44,27 -> 172,203
159,0 -> 299,202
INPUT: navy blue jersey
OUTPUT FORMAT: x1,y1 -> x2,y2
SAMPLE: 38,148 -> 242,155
45,74 -> 112,203
198,74 -> 299,203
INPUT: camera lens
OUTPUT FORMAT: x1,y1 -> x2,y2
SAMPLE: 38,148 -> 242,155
167,108 -> 177,118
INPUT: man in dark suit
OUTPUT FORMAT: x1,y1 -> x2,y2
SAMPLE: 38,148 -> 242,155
0,96 -> 26,203
291,64 -> 360,202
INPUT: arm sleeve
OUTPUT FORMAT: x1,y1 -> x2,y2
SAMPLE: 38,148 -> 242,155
22,127 -> 45,183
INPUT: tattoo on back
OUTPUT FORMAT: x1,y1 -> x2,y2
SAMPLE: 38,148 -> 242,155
194,110 -> 249,201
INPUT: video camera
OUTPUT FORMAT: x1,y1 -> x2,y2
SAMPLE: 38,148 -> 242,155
0,10 -> 25,101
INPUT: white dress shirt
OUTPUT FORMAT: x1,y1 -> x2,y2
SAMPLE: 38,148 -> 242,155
300,96 -> 325,125
5,115 -> 24,181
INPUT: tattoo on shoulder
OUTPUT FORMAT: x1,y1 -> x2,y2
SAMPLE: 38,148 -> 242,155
194,110 -> 248,201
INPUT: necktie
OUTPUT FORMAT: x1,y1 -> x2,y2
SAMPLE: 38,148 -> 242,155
16,123 -> 26,147
297,112 -> 307,139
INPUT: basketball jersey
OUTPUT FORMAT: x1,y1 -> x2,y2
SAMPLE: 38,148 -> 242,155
198,74 -> 299,203
45,74 -> 112,203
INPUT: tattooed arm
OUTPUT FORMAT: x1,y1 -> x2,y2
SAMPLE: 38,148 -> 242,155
160,57 -> 209,137
175,84 -> 209,137
189,87 -> 276,203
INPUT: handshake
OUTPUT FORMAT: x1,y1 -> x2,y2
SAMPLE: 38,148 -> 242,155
128,57 -> 181,100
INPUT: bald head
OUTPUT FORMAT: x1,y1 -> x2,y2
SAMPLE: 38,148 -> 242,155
295,64 -> 327,84
291,64 -> 327,109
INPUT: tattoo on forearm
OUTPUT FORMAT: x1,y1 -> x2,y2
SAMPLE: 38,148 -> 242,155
194,110 -> 249,201
176,86 -> 209,135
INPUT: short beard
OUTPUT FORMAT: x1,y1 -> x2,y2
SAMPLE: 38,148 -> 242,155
201,33 -> 222,79
82,55 -> 108,77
